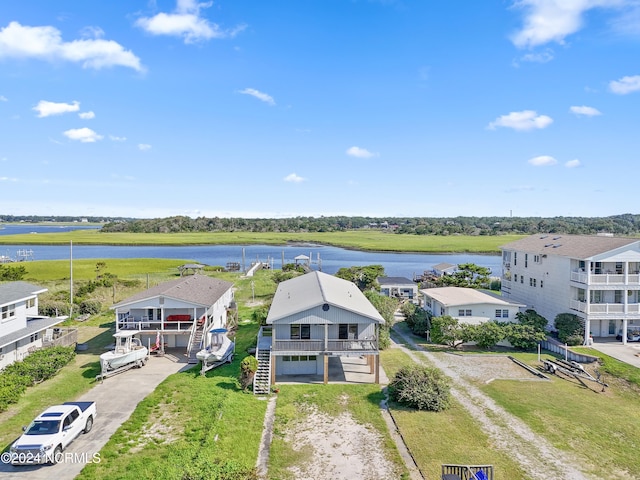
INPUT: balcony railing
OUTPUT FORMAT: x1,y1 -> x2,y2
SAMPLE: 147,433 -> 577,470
118,316 -> 194,331
570,300 -> 640,314
571,271 -> 640,285
273,338 -> 378,353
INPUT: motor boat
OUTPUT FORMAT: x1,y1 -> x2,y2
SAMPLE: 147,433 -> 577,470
196,328 -> 234,364
100,331 -> 148,373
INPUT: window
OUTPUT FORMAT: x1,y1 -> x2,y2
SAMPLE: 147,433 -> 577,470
339,324 -> 358,339
502,309 -> 509,318
26,298 -> 35,309
615,290 -> 623,303
514,252 -> 517,266
533,279 -> 536,287
534,255 -> 541,263
283,356 -> 291,361
520,276 -> 524,284
540,280 -> 543,288
514,274 -> 518,282
459,309 -> 466,316
290,325 -> 310,340
529,278 -> 533,286
1,304 -> 15,321
525,253 -> 528,268
495,309 -> 502,318
30,332 -> 39,342
466,309 -> 472,316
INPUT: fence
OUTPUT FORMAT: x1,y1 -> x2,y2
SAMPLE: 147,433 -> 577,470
541,337 -> 599,363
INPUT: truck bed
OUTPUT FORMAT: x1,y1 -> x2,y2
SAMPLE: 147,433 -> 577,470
63,401 -> 95,412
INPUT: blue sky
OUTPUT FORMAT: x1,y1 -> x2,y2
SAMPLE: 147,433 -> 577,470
1,1 -> 639,219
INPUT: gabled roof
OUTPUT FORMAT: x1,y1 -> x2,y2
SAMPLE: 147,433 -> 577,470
0,281 -> 47,306
266,271 -> 384,324
111,275 -> 233,309
500,234 -> 640,259
421,287 -> 525,308
377,276 -> 415,286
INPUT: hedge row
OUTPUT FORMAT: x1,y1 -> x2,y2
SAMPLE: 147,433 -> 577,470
0,346 -> 75,412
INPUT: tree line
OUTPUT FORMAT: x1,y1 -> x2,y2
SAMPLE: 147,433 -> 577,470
95,213 -> 640,236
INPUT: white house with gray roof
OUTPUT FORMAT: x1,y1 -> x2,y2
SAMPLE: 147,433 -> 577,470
111,275 -> 234,362
260,271 -> 385,385
0,281 -> 65,370
500,234 -> 640,344
377,276 -> 418,303
421,286 -> 524,325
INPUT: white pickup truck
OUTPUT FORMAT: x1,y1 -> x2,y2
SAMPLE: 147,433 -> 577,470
9,401 -> 96,465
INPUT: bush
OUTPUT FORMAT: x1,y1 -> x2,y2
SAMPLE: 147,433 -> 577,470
470,321 -> 505,349
554,313 -> 584,345
79,299 -> 102,315
430,315 -> 464,348
505,323 -> 547,350
38,300 -> 71,317
239,355 -> 258,390
388,365 -> 450,411
516,309 -> 548,331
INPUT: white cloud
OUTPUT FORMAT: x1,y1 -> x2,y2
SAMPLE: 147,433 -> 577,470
513,49 -> 554,66
110,135 -> 127,142
609,75 -> 640,94
510,0 -> 624,48
487,110 -> 553,131
570,105 -> 601,116
0,176 -> 18,182
0,21 -> 143,71
33,100 -> 79,117
284,173 -> 305,183
0,95 -> 7,101
136,0 -> 246,44
565,159 -> 581,168
528,155 -> 557,166
238,88 -> 275,106
63,127 -> 103,143
79,111 -> 95,119
346,146 -> 378,158
138,143 -> 152,151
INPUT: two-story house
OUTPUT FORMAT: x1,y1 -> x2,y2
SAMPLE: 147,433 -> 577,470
500,234 -> 640,344
0,281 -> 65,370
257,271 -> 385,388
110,275 -> 234,363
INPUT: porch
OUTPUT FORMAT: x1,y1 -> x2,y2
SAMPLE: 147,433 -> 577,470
275,355 -> 388,385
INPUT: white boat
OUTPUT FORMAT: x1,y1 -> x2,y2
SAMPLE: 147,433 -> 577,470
196,328 -> 234,364
100,331 -> 148,373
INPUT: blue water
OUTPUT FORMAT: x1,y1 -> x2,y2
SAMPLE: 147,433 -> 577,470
0,223 -> 501,277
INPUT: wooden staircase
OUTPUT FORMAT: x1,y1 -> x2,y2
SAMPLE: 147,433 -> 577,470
187,324 -> 205,364
253,347 -> 272,395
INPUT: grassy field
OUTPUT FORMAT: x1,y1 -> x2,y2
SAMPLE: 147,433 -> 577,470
0,229 -> 523,253
380,348 -> 527,480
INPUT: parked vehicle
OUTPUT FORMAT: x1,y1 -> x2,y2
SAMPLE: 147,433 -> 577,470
616,326 -> 640,342
9,401 -> 96,465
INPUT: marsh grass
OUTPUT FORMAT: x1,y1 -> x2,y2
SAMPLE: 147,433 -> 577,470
0,230 -> 523,253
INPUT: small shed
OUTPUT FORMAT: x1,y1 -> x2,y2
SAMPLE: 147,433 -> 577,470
432,262 -> 457,277
294,254 -> 310,268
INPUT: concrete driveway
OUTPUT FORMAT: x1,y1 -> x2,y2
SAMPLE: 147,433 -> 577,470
0,351 -> 191,480
590,340 -> 640,368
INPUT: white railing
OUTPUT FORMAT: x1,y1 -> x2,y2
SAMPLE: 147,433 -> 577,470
588,303 -> 625,314
590,274 -> 625,284
570,271 -> 588,283
571,271 -> 640,285
570,300 -> 586,313
273,338 -> 378,352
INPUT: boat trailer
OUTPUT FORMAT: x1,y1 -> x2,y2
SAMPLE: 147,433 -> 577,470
200,346 -> 235,376
542,358 -> 608,391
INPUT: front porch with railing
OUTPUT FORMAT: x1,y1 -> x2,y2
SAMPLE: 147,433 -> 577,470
117,314 -> 200,332
272,337 -> 378,355
570,300 -> 640,314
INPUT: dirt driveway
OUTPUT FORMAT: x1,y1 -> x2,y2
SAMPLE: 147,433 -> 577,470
0,353 -> 189,480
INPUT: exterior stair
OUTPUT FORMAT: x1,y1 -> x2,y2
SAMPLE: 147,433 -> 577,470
253,347 -> 272,395
187,324 -> 205,364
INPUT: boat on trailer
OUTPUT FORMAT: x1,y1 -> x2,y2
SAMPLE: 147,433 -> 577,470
98,331 -> 148,379
197,328 -> 234,374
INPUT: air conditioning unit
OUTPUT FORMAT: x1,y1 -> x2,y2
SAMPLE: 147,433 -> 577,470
0,354 -> 4,360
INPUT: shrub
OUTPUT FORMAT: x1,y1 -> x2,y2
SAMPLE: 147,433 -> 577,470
239,355 -> 258,390
79,299 -> 102,315
554,313 -> 584,345
516,309 -> 548,331
430,315 -> 464,348
38,300 -> 71,317
505,323 -> 547,350
469,321 -> 505,349
388,365 -> 450,411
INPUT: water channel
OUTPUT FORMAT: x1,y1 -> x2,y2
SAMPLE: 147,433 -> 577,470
0,225 -> 502,278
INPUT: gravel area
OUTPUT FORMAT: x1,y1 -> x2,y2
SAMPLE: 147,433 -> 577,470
393,329 -> 593,480
435,352 -> 547,383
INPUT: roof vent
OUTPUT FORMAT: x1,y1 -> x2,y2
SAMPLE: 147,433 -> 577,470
322,303 -> 330,311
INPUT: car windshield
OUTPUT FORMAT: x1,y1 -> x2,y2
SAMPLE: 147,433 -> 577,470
25,420 -> 60,435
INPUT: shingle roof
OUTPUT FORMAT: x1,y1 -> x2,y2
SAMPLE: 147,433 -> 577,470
267,271 -> 384,324
500,234 -> 640,259
432,262 -> 456,271
111,275 -> 233,308
0,281 -> 47,306
421,286 -> 525,307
